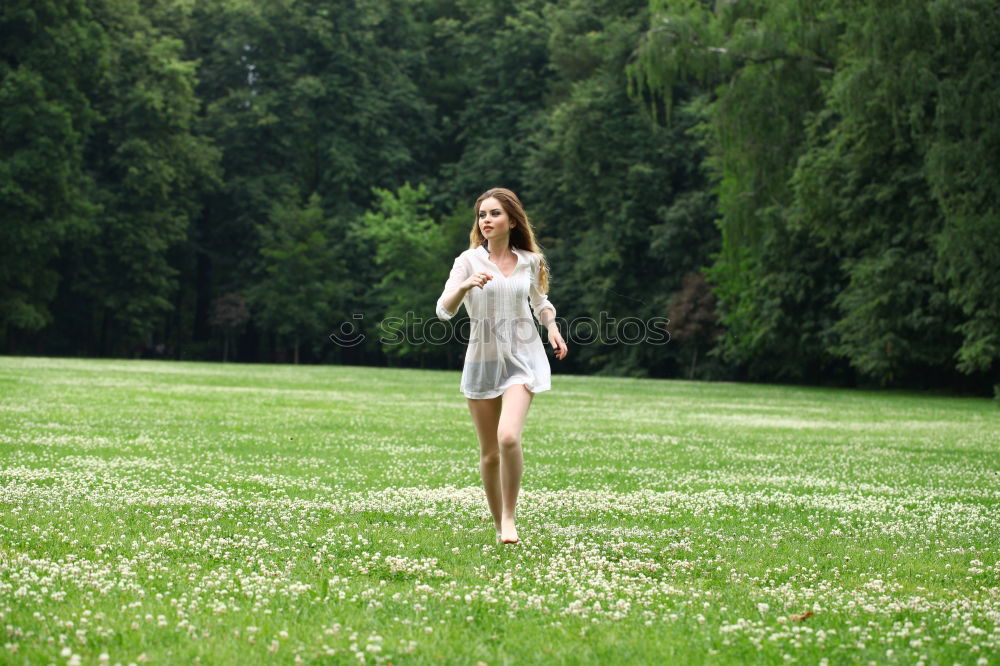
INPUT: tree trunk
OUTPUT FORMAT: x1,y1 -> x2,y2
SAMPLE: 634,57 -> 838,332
293,332 -> 300,365
99,309 -> 111,357
688,346 -> 698,380
223,334 -> 229,362
193,250 -> 212,341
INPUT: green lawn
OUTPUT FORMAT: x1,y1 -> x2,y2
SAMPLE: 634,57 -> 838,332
1,356 -> 998,665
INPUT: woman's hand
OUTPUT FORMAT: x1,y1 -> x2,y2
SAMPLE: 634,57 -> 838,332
461,271 -> 493,291
548,326 -> 568,360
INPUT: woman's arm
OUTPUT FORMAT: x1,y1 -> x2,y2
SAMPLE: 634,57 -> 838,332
437,283 -> 470,321
528,258 -> 557,329
536,305 -> 557,334
436,257 -> 470,320
437,255 -> 496,320
529,257 -> 567,359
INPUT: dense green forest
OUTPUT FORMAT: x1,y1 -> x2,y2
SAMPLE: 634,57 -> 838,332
2,0 -> 997,393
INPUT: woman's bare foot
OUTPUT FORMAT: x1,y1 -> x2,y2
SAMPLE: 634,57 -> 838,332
500,516 -> 519,544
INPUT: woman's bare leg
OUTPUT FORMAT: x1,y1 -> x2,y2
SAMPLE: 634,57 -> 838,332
497,384 -> 534,543
467,395 -> 503,540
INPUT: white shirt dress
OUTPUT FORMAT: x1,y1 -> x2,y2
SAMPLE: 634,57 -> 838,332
436,245 -> 557,399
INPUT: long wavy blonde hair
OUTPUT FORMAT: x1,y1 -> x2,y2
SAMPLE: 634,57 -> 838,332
469,187 -> 550,293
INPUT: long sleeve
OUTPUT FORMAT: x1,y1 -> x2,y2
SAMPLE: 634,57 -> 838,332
528,255 -> 556,325
436,255 -> 469,321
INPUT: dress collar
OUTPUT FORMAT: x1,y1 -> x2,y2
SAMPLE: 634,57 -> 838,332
479,244 -> 521,273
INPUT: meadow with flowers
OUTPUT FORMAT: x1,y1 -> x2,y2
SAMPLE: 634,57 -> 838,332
1,356 -> 998,665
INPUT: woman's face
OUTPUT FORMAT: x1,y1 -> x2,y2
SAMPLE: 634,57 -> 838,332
478,197 -> 513,240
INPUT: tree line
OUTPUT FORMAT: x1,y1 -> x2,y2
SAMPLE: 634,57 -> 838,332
2,0 -> 997,393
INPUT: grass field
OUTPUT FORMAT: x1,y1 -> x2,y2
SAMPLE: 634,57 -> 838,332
1,356 -> 998,665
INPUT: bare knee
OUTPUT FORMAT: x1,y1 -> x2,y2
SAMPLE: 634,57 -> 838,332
497,429 -> 521,451
480,448 -> 500,466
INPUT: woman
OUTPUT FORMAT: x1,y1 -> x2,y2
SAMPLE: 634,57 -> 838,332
436,187 -> 568,545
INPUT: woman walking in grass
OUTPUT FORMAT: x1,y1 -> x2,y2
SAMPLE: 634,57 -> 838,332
436,187 -> 568,545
